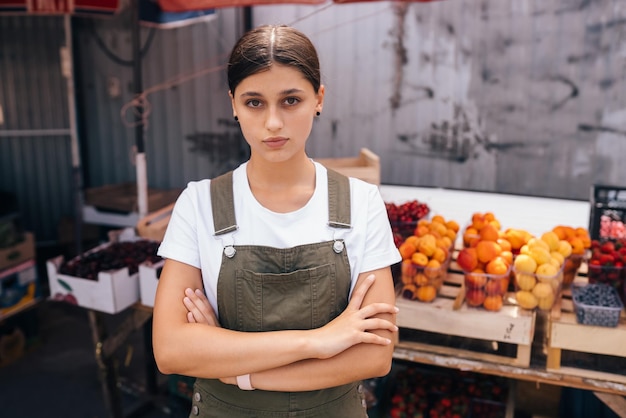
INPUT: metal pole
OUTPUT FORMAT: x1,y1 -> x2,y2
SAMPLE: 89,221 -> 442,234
131,0 -> 148,219
62,15 -> 84,256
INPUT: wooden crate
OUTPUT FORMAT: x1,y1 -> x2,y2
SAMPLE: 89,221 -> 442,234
136,203 -> 174,242
315,148 -> 380,185
85,183 -> 181,213
396,259 -> 536,368
546,278 -> 626,385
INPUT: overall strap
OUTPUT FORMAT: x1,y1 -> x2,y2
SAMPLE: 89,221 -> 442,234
210,171 -> 237,236
327,168 -> 352,229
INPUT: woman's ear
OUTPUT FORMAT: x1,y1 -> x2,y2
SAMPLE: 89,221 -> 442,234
316,85 -> 325,115
229,90 -> 236,116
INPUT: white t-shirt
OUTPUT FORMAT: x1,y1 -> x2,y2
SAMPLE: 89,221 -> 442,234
158,161 -> 401,316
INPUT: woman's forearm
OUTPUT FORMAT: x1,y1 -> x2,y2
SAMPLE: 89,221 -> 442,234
247,329 -> 395,392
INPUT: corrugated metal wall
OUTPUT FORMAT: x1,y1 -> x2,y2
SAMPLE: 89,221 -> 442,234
2,1 -> 626,243
255,1 -> 626,200
73,7 -> 246,190
0,16 -> 73,243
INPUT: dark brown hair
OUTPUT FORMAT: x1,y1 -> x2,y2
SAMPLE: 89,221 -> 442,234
227,25 -> 321,95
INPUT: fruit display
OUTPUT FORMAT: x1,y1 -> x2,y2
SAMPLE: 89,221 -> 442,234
512,231 -> 570,311
587,238 -> 626,301
572,283 -> 624,328
386,200 -> 431,247
551,225 -> 591,285
387,364 -> 508,418
58,240 -> 162,280
397,215 -> 459,303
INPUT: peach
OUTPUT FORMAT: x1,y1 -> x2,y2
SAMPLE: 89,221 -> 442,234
476,240 -> 502,264
479,224 -> 500,242
485,278 -> 504,295
486,256 -> 510,276
465,269 -> 487,288
540,231 -> 561,251
466,288 -> 486,307
456,247 -> 478,272
471,213 -> 486,230
497,238 -> 512,252
500,250 -> 513,266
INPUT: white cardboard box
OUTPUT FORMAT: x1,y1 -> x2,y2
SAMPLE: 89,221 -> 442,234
46,241 -> 140,314
139,259 -> 164,308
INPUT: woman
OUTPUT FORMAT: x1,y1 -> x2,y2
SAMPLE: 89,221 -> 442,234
152,24 -> 402,417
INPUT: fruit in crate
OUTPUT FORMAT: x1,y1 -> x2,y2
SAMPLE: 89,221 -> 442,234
58,240 -> 162,280
385,200 -> 430,246
397,217 -> 459,303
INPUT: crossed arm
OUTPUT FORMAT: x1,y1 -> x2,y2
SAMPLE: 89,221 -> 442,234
152,258 -> 398,392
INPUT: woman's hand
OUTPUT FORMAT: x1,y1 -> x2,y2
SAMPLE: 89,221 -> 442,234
183,288 -> 220,327
309,274 -> 398,359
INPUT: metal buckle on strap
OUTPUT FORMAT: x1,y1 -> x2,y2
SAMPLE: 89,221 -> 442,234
224,245 -> 236,258
333,240 -> 345,254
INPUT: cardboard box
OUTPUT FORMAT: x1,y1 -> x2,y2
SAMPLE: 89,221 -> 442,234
138,259 -> 164,308
0,259 -> 38,318
315,148 -> 381,185
46,241 -> 140,315
589,184 -> 626,240
0,232 -> 35,271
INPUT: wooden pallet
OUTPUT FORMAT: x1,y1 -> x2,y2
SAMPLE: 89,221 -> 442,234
395,261 -> 536,368
547,278 -> 626,385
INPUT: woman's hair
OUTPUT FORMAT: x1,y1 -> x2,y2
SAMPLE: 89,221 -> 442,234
227,25 -> 321,95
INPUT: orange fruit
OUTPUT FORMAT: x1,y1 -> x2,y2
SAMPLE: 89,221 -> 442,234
476,240 -> 502,264
479,224 -> 500,242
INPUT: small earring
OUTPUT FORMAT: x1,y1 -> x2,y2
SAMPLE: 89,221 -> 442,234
316,111 -> 321,117
234,116 -> 239,122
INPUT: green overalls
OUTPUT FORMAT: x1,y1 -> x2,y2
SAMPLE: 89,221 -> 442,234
189,169 -> 368,417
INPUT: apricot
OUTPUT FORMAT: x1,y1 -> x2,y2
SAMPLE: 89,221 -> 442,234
431,214 -> 446,225
479,224 -> 500,242
456,248 -> 478,272
465,269 -> 487,288
416,285 -> 437,302
568,237 -> 585,255
445,220 -> 460,233
414,224 -> 430,237
483,294 -> 503,311
466,288 -> 486,307
476,240 -> 502,264
424,259 -> 442,279
497,238 -> 512,252
417,234 -> 437,257
485,278 -> 504,295
431,246 -> 447,264
411,252 -> 429,266
399,242 -> 416,260
504,228 -> 530,251
500,250 -> 513,266
471,213 -> 487,230
486,256 -> 510,276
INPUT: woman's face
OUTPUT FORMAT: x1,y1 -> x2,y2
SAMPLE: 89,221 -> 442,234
230,64 -> 324,164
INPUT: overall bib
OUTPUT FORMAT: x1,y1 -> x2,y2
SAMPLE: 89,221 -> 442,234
189,170 -> 368,418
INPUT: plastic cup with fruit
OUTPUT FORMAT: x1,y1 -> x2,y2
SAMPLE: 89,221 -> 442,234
399,255 -> 451,303
385,200 -> 430,246
463,265 -> 511,312
513,262 -> 564,311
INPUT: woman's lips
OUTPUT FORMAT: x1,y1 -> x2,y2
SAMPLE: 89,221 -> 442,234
263,137 -> 288,148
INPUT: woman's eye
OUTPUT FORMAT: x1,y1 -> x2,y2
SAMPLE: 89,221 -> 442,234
284,97 -> 300,106
246,99 -> 262,108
